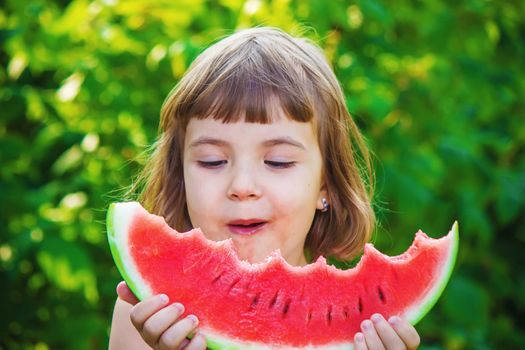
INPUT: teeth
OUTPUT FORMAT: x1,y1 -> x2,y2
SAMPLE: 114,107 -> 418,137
234,222 -> 263,227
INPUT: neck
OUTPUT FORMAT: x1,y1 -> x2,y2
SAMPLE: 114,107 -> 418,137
285,251 -> 308,267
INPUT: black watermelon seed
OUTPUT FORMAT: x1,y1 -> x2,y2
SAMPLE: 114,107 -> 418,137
378,286 -> 386,304
269,291 -> 279,309
228,278 -> 241,292
250,293 -> 260,308
282,299 -> 291,318
212,272 -> 223,284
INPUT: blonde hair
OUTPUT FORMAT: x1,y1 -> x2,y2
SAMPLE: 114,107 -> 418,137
131,27 -> 375,261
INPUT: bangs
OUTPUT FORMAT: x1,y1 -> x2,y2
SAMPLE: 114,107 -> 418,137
173,39 -> 317,125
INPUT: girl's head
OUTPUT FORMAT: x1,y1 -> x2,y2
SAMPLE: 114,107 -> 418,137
135,27 -> 375,264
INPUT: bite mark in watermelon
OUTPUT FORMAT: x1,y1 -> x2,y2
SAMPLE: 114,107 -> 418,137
107,202 -> 459,350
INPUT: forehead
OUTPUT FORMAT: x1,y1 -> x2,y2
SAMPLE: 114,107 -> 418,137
184,116 -> 319,150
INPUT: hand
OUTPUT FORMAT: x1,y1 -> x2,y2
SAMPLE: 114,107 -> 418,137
116,281 -> 207,350
354,314 -> 420,350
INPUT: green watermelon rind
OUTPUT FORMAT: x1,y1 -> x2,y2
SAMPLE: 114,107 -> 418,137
107,202 -> 150,301
405,221 -> 459,325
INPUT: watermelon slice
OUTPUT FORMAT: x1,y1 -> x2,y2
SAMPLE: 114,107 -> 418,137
107,202 -> 458,350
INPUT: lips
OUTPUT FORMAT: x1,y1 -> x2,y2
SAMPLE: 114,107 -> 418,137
227,219 -> 268,235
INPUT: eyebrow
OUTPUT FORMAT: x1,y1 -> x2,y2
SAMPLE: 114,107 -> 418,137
188,137 -> 230,149
262,137 -> 306,150
188,136 -> 306,150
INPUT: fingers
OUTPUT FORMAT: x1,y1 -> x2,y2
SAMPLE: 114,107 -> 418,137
128,294 -> 204,349
157,315 -> 200,350
116,281 -> 140,305
354,332 -> 367,350
130,294 -> 171,332
360,319 -> 385,350
142,302 -> 185,345
388,316 -> 420,350
179,332 -> 207,350
371,314 -> 406,350
355,314 -> 420,350
177,338 -> 190,349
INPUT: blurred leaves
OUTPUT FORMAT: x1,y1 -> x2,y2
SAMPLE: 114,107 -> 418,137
37,236 -> 99,304
1,0 -> 525,349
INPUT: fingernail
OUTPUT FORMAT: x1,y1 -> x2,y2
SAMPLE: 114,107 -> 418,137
371,313 -> 382,323
116,281 -> 127,292
173,302 -> 185,313
361,320 -> 372,331
158,294 -> 169,304
355,332 -> 364,343
388,315 -> 401,325
187,314 -> 199,325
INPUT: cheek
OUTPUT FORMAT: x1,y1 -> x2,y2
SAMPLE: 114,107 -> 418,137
270,186 -> 317,224
184,166 -> 219,225
271,176 -> 319,231
271,174 -> 319,209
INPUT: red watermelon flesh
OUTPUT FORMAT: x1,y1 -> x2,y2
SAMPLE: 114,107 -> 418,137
107,202 -> 458,349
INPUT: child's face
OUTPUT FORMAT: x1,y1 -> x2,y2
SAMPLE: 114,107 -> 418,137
183,113 -> 327,266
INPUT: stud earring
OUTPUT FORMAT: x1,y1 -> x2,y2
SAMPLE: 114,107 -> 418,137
321,198 -> 329,212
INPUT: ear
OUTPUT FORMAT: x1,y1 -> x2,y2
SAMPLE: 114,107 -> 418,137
316,185 -> 329,210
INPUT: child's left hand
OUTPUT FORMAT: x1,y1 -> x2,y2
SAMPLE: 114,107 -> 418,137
354,314 -> 420,350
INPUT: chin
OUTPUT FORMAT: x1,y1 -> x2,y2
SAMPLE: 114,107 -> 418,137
232,243 -> 272,264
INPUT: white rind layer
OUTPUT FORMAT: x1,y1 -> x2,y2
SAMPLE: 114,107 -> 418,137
204,329 -> 355,350
404,221 -> 459,324
107,202 -> 153,300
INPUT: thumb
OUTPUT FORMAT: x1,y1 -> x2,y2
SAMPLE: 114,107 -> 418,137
116,281 -> 140,305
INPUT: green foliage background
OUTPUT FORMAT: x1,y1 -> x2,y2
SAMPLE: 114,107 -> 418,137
1,0 -> 524,349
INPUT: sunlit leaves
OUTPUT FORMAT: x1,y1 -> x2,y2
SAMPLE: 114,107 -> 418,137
1,0 -> 524,349
36,237 -> 99,304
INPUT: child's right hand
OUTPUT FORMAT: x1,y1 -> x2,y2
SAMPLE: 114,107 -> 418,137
116,281 -> 207,350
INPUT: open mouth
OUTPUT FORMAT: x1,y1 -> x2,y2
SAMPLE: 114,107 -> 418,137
227,220 -> 267,235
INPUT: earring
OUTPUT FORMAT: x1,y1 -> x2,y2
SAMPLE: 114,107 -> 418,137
321,198 -> 329,212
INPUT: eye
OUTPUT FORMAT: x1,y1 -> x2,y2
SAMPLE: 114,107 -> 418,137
265,160 -> 296,169
198,160 -> 227,168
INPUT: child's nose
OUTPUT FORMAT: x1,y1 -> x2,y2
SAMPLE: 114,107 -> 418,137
227,166 -> 262,201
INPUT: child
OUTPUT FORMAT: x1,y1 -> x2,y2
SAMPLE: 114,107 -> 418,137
109,27 -> 421,350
